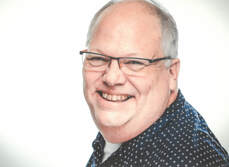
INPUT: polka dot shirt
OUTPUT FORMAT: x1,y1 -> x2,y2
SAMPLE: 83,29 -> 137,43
86,90 -> 229,167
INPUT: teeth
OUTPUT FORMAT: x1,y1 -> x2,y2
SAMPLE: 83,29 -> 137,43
101,92 -> 129,102
103,93 -> 108,99
117,96 -> 121,101
107,95 -> 112,101
112,95 -> 117,101
121,96 -> 125,101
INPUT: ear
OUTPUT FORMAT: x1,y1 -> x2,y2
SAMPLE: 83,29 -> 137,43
168,58 -> 180,92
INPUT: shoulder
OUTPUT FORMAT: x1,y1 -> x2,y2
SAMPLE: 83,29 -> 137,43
158,96 -> 229,166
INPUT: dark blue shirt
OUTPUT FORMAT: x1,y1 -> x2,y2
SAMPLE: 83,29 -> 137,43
87,90 -> 229,167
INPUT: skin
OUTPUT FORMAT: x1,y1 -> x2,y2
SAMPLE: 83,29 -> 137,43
83,1 -> 180,143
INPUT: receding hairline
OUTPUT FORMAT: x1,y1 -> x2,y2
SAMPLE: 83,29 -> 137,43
88,0 -> 164,46
86,0 -> 178,63
103,0 -> 159,16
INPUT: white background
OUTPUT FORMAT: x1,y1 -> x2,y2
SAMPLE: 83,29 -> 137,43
0,0 -> 228,166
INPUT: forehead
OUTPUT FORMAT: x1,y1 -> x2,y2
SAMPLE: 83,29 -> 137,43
90,1 -> 162,57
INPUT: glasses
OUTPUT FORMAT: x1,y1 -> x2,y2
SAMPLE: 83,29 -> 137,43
80,50 -> 172,73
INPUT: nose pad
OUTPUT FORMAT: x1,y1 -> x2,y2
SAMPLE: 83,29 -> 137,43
105,59 -> 121,72
102,59 -> 126,87
107,58 -> 121,69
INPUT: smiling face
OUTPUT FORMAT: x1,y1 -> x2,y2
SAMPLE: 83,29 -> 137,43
83,1 -> 179,143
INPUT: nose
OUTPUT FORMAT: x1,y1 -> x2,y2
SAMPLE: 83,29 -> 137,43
102,59 -> 127,87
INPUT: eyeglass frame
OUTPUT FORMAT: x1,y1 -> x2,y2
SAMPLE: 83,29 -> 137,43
79,50 -> 173,72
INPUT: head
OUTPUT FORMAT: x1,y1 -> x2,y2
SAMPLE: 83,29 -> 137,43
82,0 -> 180,143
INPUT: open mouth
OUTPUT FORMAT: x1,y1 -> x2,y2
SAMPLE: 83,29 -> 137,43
97,91 -> 133,102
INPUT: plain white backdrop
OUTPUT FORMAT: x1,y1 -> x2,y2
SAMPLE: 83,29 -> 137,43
0,0 -> 228,166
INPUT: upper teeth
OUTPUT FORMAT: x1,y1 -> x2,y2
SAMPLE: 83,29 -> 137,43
102,92 -> 128,101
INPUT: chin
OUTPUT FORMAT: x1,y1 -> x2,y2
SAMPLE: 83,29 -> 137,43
94,110 -> 131,128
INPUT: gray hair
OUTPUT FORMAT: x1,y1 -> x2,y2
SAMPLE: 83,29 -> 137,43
86,0 -> 178,66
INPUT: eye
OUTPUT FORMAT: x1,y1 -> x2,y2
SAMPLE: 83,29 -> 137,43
85,54 -> 109,67
87,56 -> 108,62
121,58 -> 148,72
124,60 -> 145,65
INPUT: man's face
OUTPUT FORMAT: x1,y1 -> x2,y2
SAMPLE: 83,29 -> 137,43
83,2 -> 178,143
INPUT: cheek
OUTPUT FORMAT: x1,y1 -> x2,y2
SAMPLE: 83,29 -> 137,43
128,71 -> 170,100
127,74 -> 157,96
83,71 -> 101,88
83,71 -> 101,99
83,71 -> 103,113
83,72 -> 92,91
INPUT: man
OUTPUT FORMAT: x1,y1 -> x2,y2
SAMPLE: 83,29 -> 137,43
80,0 -> 229,166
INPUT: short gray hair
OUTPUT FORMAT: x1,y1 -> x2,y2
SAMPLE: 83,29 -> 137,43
86,0 -> 178,66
